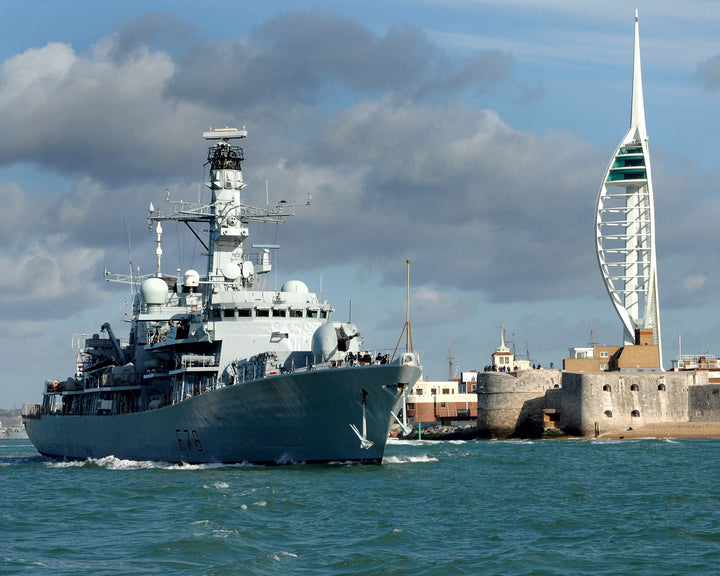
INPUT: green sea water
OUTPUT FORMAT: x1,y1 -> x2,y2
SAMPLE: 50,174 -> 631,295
1,437 -> 718,575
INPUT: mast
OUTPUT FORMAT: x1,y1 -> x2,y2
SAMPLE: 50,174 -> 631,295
392,259 -> 414,360
595,10 -> 663,368
135,128 -> 305,296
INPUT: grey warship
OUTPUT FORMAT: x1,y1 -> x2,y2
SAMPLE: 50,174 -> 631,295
22,127 -> 421,464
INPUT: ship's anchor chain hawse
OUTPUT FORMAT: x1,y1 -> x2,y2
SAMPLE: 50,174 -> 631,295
350,388 -> 374,450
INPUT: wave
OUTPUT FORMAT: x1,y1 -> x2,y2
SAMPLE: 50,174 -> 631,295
383,454 -> 438,464
45,456 -> 255,471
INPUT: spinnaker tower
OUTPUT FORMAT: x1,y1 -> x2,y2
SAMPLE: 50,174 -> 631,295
595,10 -> 663,368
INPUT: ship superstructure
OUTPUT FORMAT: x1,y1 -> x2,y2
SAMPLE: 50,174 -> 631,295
22,128 -> 421,464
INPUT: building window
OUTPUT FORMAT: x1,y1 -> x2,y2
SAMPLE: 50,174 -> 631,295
415,389 -> 422,396
603,384 -> 612,392
631,410 -> 640,417
471,384 -> 477,392
600,351 -> 609,358
440,402 -> 446,408
442,388 -> 450,395
458,383 -> 467,394
658,383 -> 666,391
600,364 -> 609,371
604,410 -> 613,418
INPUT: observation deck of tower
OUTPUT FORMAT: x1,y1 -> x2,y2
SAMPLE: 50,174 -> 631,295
595,10 -> 663,368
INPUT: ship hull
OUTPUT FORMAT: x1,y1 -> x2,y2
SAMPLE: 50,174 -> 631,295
25,364 -> 420,464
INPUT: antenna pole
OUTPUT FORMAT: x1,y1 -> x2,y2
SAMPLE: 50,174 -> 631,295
391,259 -> 414,360
405,259 -> 411,352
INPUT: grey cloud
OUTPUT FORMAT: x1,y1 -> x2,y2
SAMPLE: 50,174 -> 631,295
0,9 -> 519,189
695,54 -> 720,90
273,100 -> 602,304
167,10 -> 516,108
109,11 -> 201,59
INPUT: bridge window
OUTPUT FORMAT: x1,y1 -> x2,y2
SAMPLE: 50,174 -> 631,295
272,309 -> 286,317
238,309 -> 251,317
289,309 -> 303,318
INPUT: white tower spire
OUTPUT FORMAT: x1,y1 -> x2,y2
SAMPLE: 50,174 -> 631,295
631,9 -> 646,138
595,10 -> 663,368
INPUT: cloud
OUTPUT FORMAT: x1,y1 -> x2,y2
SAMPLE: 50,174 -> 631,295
167,10 -> 516,110
274,98 -> 601,303
695,54 -> 720,90
0,36 -> 207,184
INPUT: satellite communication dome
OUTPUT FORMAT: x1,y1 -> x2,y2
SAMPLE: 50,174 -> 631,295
242,260 -> 255,279
222,262 -> 242,281
281,280 -> 308,293
141,277 -> 169,305
184,269 -> 200,288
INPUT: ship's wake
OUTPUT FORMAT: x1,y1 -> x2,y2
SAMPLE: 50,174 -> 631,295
45,456 -> 257,471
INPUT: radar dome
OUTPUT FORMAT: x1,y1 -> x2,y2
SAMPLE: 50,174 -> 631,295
221,262 -> 242,281
184,269 -> 200,288
281,280 -> 308,293
141,277 -> 169,305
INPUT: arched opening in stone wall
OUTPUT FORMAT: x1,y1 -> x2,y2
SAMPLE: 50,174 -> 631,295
631,409 -> 640,417
604,410 -> 613,418
630,384 -> 639,391
603,384 -> 612,392
658,383 -> 666,391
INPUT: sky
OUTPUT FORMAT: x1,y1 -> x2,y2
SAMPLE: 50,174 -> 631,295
2,0 -> 720,408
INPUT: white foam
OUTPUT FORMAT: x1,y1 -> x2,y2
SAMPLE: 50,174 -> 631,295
383,454 -> 438,464
45,456 -> 262,471
271,551 -> 298,561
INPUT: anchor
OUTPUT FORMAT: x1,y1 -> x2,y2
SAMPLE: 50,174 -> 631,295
349,388 -> 374,449
391,411 -> 412,436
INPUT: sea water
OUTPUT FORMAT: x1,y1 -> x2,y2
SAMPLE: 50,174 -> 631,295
1,437 -> 719,575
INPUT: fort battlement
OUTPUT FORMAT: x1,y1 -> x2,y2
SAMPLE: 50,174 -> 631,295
477,370 -> 561,438
477,369 -> 719,438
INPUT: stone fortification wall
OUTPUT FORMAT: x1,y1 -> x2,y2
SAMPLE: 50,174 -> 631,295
476,370 -> 562,438
688,384 -> 720,421
562,371 -> 698,436
477,368 -> 712,438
